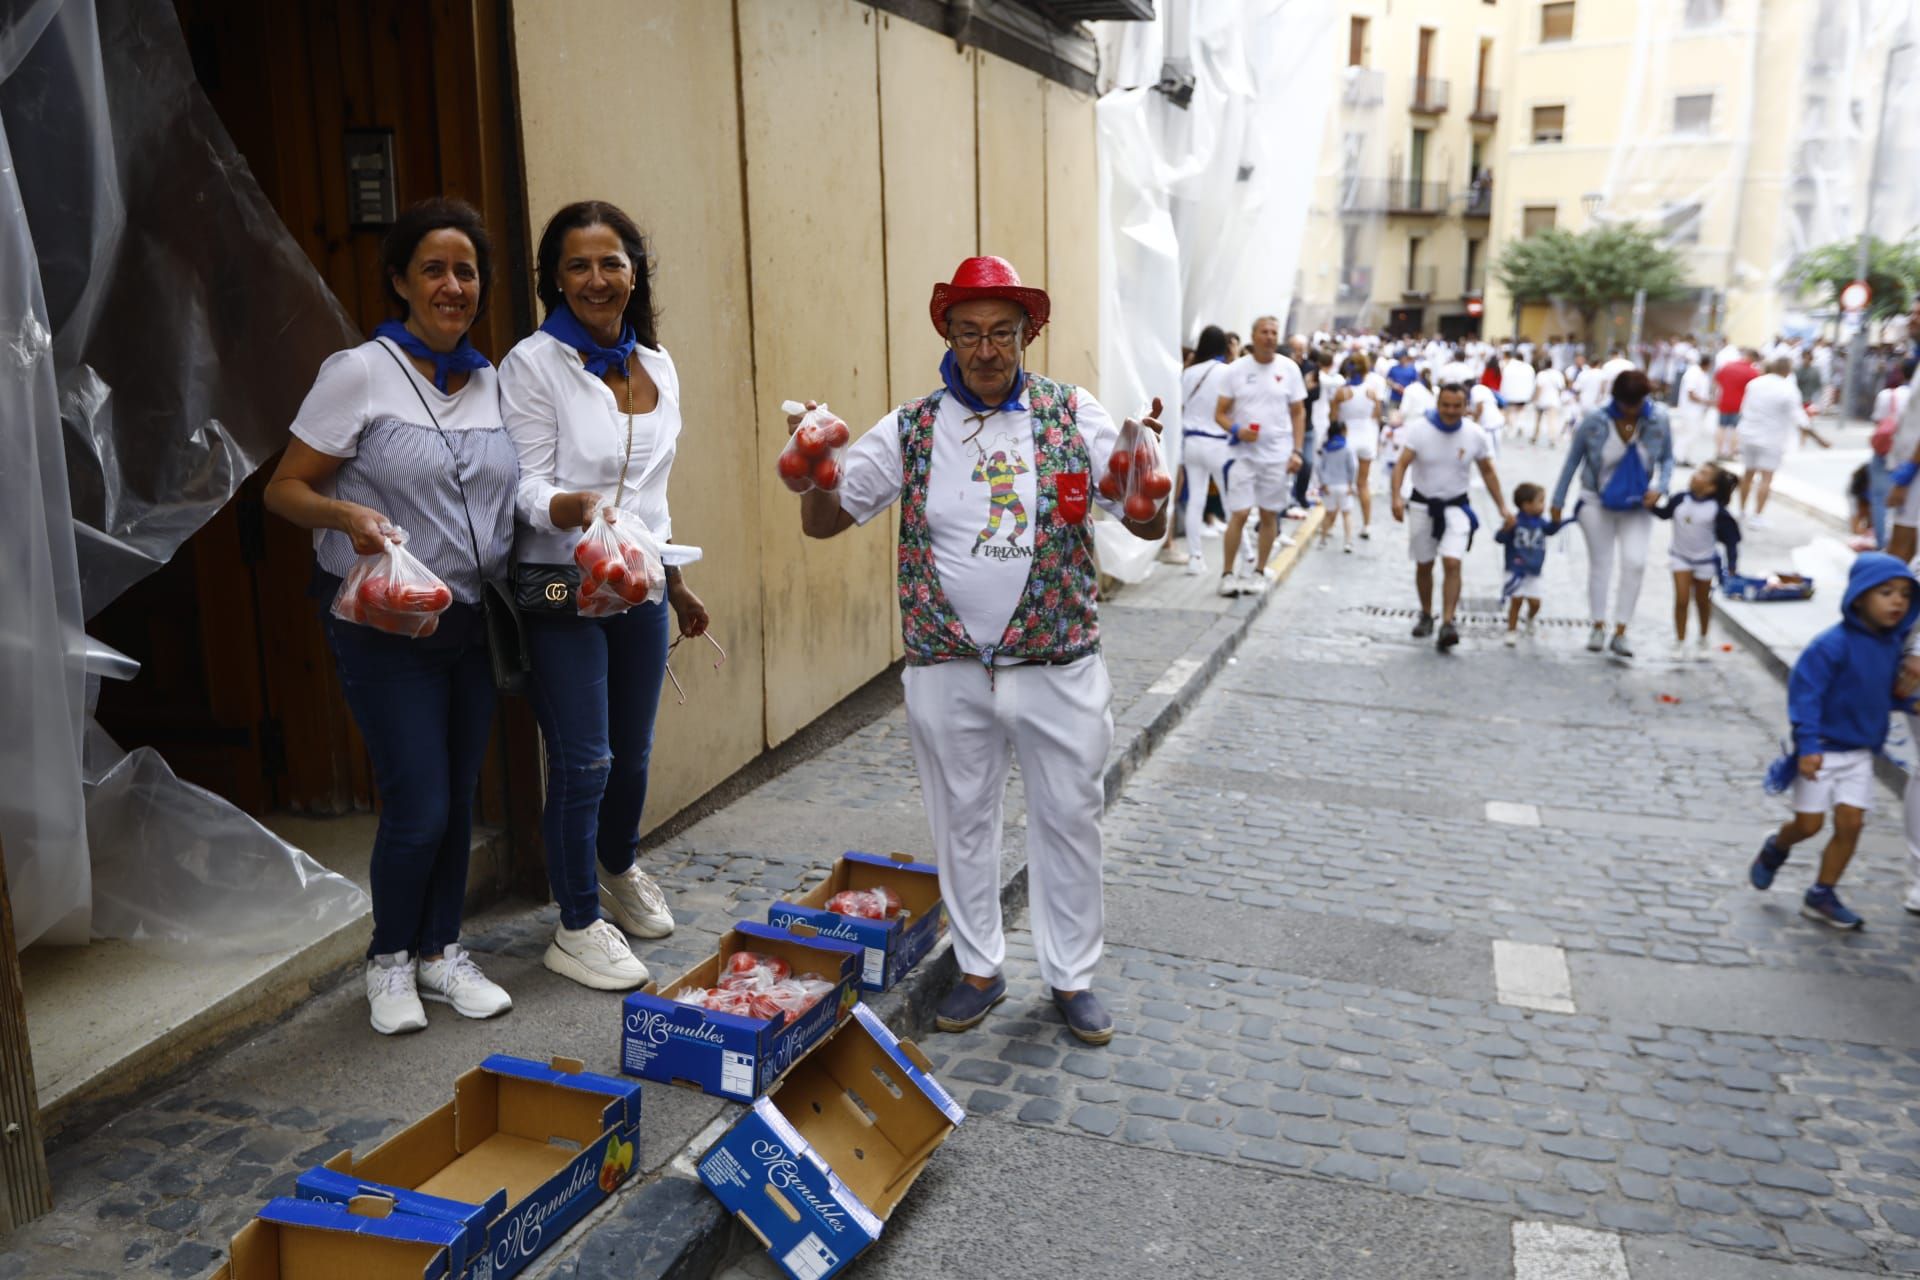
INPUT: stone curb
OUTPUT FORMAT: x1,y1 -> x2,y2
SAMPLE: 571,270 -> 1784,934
542,511 -> 1328,1280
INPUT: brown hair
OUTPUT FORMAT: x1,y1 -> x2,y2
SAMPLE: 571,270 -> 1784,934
535,200 -> 659,347
382,197 -> 493,321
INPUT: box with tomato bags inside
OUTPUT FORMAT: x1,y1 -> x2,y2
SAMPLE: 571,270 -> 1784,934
767,852 -> 944,993
621,922 -> 862,1102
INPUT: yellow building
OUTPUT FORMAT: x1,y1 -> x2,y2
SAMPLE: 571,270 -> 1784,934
1296,0 -> 1511,338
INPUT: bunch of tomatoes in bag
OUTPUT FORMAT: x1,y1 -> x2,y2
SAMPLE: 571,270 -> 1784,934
573,504 -> 667,618
775,400 -> 852,493
332,528 -> 453,638
670,951 -> 838,1026
1096,415 -> 1174,523
824,886 -> 906,921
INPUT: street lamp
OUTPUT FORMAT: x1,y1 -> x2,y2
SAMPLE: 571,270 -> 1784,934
1581,191 -> 1605,219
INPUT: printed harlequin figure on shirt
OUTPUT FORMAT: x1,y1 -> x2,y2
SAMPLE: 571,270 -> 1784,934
970,442 -> 1031,557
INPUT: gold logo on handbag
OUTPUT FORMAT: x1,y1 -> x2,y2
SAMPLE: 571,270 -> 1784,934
544,581 -> 568,603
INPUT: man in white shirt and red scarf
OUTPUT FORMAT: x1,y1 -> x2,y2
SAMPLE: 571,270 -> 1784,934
789,256 -> 1166,1045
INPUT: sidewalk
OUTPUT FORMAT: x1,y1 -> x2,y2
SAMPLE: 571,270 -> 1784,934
2,514 -> 1319,1280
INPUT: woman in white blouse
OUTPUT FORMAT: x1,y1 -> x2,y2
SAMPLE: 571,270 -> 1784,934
499,201 -> 710,992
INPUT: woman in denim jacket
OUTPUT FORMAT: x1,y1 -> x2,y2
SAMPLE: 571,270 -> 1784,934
1550,370 -> 1674,660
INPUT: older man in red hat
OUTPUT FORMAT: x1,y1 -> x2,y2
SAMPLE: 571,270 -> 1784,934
787,256 -> 1165,1045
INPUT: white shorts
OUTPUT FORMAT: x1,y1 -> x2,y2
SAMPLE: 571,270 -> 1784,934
1226,455 -> 1292,513
1322,484 -> 1353,513
1895,476 -> 1920,529
1408,504 -> 1474,563
1508,574 -> 1542,600
1670,554 -> 1715,581
1351,440 -> 1377,462
1740,442 -> 1783,474
1790,748 -> 1876,814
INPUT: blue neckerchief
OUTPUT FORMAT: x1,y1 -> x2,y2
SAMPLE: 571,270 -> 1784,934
1346,375 -> 1365,387
1322,436 -> 1348,452
940,350 -> 1026,414
1426,408 -> 1463,434
1211,355 -> 1227,364
541,306 -> 638,378
373,320 -> 489,393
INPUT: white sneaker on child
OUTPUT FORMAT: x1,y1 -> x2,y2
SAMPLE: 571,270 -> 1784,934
366,952 -> 427,1035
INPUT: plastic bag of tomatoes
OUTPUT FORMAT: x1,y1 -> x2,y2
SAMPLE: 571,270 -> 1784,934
776,400 -> 852,493
573,505 -> 667,619
331,529 -> 453,638
1096,415 -> 1174,523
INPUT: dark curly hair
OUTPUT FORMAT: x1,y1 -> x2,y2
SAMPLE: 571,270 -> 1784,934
535,200 -> 659,347
1612,369 -> 1653,405
381,197 -> 493,321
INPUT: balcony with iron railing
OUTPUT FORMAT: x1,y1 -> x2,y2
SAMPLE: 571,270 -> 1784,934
1464,265 -> 1487,298
1464,178 -> 1493,218
1402,265 -> 1439,299
1341,66 -> 1385,108
1409,74 -> 1449,114
1339,177 -> 1451,216
1468,84 -> 1499,124
1337,266 -> 1374,302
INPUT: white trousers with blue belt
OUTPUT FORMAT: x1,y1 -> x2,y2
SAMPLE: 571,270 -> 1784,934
903,654 -> 1115,992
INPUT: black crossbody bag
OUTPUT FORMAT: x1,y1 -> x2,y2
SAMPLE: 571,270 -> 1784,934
378,344 -> 530,696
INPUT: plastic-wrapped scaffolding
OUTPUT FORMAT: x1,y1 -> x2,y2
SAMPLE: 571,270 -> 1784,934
1,0 -> 367,951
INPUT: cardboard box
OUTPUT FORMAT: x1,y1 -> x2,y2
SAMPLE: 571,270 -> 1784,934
767,852 -> 946,993
697,1002 -> 965,1280
297,1055 -> 641,1280
211,1195 -> 467,1280
622,921 -> 862,1101
294,1165 -> 501,1277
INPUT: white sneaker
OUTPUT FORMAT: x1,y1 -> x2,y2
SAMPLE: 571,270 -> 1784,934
1748,512 -> 1769,529
1343,542 -> 1353,554
1241,572 -> 1270,595
1185,553 -> 1207,576
1503,631 -> 1518,647
600,864 -> 675,938
366,952 -> 427,1035
1217,574 -> 1240,598
544,919 -> 650,990
1278,532 -> 1298,548
417,944 -> 513,1019
1697,635 -> 1713,659
1202,519 -> 1224,539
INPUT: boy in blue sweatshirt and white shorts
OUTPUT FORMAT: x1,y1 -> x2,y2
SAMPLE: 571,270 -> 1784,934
1751,553 -> 1920,928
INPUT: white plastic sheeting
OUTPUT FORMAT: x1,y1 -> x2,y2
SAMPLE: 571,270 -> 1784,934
1,0 -> 368,950
1094,0 -> 1337,447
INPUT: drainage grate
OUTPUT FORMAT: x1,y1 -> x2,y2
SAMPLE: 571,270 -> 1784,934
1351,605 -> 1594,630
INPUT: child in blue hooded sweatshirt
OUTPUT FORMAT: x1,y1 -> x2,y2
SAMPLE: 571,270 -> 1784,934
1751,552 -> 1920,929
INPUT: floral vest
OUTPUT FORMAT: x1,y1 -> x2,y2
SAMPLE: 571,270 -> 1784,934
896,374 -> 1100,667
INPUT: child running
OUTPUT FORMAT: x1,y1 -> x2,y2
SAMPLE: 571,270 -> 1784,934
1751,553 -> 1920,929
1316,420 -> 1358,552
1654,462 -> 1741,659
1493,483 -> 1571,646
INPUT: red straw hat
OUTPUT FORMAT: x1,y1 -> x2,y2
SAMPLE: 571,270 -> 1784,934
929,256 -> 1050,343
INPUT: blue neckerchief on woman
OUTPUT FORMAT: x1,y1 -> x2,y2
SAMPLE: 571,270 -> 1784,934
373,320 -> 490,392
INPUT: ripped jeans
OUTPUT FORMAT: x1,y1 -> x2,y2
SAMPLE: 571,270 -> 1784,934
525,599 -> 671,930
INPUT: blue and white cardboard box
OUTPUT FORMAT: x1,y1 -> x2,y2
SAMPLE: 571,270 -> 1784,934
622,921 -> 862,1102
698,1002 -> 965,1280
767,851 -> 945,993
211,1194 -> 467,1280
296,1055 -> 641,1280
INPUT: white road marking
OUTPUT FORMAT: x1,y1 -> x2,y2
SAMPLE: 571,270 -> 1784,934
1148,657 -> 1202,696
1512,1222 -> 1631,1279
670,1114 -> 737,1180
1486,800 -> 1542,826
1494,940 -> 1577,1014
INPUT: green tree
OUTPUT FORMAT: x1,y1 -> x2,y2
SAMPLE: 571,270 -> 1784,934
1495,223 -> 1691,343
1785,236 -> 1920,324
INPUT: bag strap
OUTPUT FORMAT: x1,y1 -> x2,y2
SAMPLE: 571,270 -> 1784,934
377,339 -> 488,581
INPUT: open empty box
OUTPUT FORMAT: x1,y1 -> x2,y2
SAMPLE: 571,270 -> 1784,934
622,921 -> 861,1101
768,852 -> 945,992
698,1003 -> 965,1280
211,1195 -> 468,1280
296,1054 -> 641,1280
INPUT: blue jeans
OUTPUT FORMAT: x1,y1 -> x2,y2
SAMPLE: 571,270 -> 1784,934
524,600 -> 671,930
323,602 -> 495,958
1870,453 -> 1892,547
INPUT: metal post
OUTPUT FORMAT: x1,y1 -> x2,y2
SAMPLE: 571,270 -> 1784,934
1850,38 -> 1910,419
1630,288 -> 1646,357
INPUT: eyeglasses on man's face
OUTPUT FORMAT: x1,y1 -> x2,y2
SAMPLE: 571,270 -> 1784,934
949,327 -> 1022,352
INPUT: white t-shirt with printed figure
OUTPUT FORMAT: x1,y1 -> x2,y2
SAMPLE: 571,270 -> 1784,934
837,384 -> 1125,652
1399,415 -> 1493,501
1220,353 -> 1307,461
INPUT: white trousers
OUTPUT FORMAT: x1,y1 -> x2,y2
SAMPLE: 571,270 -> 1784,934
1576,502 -> 1653,626
1183,435 -> 1231,560
902,655 -> 1114,991
1903,716 -> 1920,907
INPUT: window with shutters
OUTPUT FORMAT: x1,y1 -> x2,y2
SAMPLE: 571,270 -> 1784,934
1540,2 -> 1575,42
1531,104 -> 1565,143
1674,93 -> 1713,135
1523,205 -> 1558,238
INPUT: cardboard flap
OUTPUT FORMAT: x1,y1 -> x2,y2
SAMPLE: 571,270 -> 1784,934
249,1197 -> 463,1278
850,1004 -> 965,1125
549,1055 -> 585,1074
481,1053 -> 643,1131
347,1194 -> 395,1219
451,1067 -> 499,1155
351,1102 -> 457,1193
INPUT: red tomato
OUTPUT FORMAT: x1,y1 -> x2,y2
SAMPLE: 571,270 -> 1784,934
357,575 -> 394,610
1141,470 -> 1174,500
781,470 -> 813,494
821,419 -> 851,448
387,582 -> 452,612
725,950 -> 765,976
1107,449 -> 1130,477
794,424 -> 828,457
1097,473 -> 1123,501
573,539 -> 599,571
777,448 -> 812,481
1243,422 -> 1262,440
1124,492 -> 1157,522
813,458 -> 841,490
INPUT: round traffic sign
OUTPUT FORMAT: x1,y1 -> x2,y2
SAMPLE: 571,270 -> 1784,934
1466,298 -> 1484,317
1842,279 -> 1872,312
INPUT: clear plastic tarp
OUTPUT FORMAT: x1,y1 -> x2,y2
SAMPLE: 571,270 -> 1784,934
1093,0 -> 1336,563
2,0 -> 367,950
